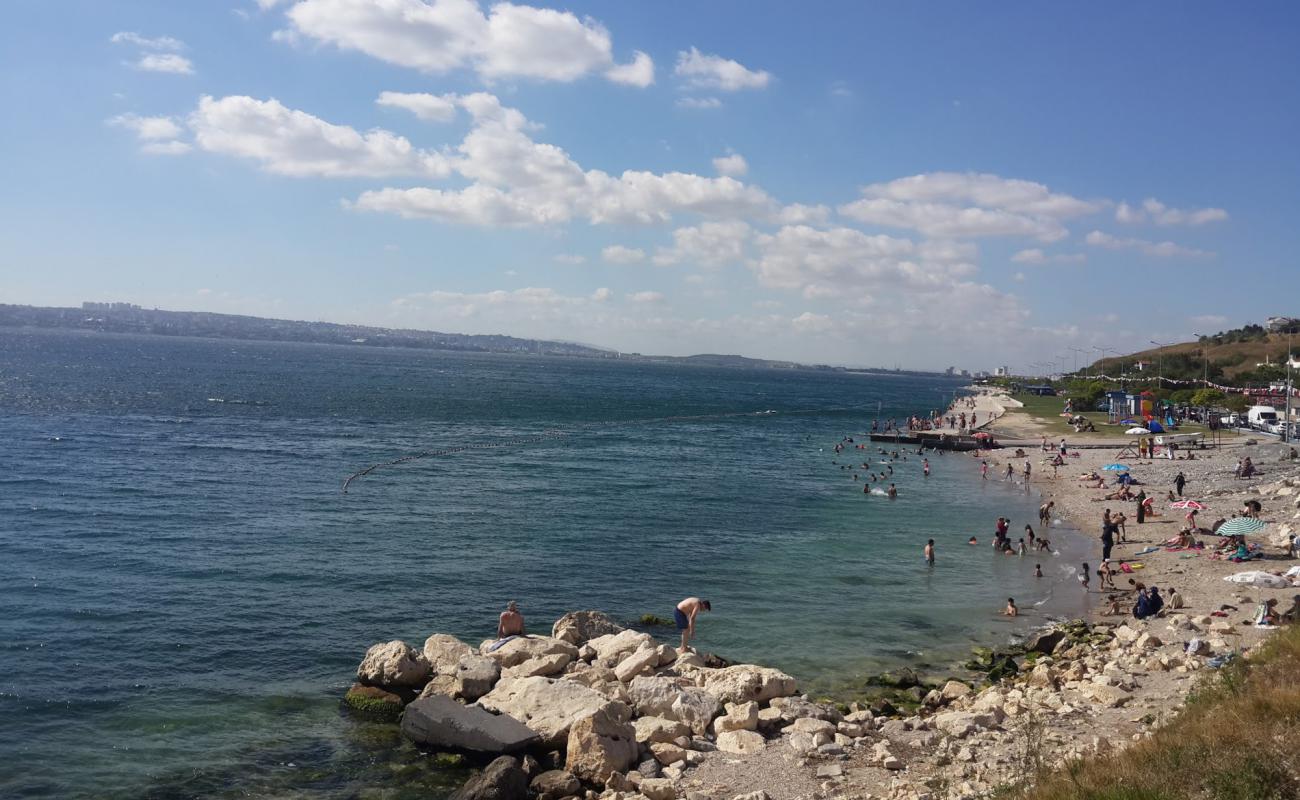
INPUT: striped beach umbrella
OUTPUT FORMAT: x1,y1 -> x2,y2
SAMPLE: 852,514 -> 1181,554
1216,517 -> 1267,536
1169,500 -> 1207,510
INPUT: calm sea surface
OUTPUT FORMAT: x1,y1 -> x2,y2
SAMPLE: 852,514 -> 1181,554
0,329 -> 1090,798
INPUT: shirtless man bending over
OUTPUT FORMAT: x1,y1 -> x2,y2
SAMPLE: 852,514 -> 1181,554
497,601 -> 526,639
675,597 -> 712,653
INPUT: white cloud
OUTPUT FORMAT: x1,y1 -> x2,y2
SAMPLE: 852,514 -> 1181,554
629,290 -> 664,303
135,54 -> 195,74
376,91 -> 459,122
1115,198 -> 1227,226
676,97 -> 722,110
109,113 -> 184,141
653,221 -> 751,267
189,95 -> 452,178
109,113 -> 190,154
1190,314 -> 1228,328
674,47 -> 770,91
553,253 -> 586,265
1084,230 -> 1212,258
712,153 -> 748,177
839,172 -> 1103,242
591,287 -> 612,302
791,311 -> 833,333
776,203 -> 831,226
751,225 -> 975,293
281,0 -> 651,87
1012,271 -> 1026,282
601,245 -> 646,264
351,93 -> 776,226
605,51 -> 655,87
111,31 -> 184,50
141,140 -> 193,155
1010,248 -> 1085,265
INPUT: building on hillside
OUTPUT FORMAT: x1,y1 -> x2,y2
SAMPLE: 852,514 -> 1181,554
1267,316 -> 1299,333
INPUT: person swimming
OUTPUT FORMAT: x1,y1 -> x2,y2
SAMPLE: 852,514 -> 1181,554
1003,598 -> 1018,617
968,536 -> 978,545
1034,564 -> 1043,578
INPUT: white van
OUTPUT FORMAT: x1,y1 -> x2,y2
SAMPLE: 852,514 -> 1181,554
1247,405 -> 1280,431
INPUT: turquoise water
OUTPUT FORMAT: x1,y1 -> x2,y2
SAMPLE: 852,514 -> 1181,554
0,330 -> 1089,798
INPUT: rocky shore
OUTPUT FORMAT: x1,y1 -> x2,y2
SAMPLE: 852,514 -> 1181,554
343,393 -> 1300,800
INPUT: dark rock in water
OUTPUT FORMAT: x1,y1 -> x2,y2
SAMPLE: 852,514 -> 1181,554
986,654 -> 1020,683
1025,629 -> 1066,655
451,755 -> 529,800
904,686 -> 927,703
865,667 -> 920,689
869,698 -> 898,717
402,695 -> 539,754
342,683 -> 404,721
701,652 -> 735,669
530,769 -> 581,800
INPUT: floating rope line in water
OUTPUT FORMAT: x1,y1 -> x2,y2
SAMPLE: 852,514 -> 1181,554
340,404 -> 878,493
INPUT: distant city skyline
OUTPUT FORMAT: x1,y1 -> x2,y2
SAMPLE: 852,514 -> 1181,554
2,2 -> 1298,371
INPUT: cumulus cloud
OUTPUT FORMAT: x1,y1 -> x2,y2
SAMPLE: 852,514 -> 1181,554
1084,230 -> 1212,258
628,290 -> 665,303
134,53 -> 195,74
653,221 -> 751,267
280,0 -> 652,86
676,97 -> 722,110
712,153 -> 748,177
751,225 -> 977,294
776,203 -> 831,226
791,311 -> 833,333
606,51 -> 655,87
108,113 -> 190,154
1010,248 -> 1086,265
553,253 -> 586,265
601,245 -> 646,264
1115,198 -> 1228,226
839,172 -> 1103,242
189,95 -> 452,177
674,47 -> 770,90
111,31 -> 185,50
347,93 -> 775,225
376,91 -> 459,122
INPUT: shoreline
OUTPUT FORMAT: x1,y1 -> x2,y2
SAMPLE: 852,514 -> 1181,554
347,387 -> 1300,800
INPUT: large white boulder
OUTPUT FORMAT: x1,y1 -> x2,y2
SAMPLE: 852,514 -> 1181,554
627,676 -> 719,735
477,676 -> 623,748
587,630 -> 656,664
715,730 -> 766,755
565,707 -> 638,785
552,611 -> 627,646
698,665 -> 798,704
357,640 -> 430,690
423,634 -> 474,674
614,646 -> 661,682
482,636 -> 578,669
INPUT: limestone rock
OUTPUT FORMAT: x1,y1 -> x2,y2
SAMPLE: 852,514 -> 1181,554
357,640 -> 431,690
502,653 -> 570,680
626,676 -> 719,734
477,676 -> 619,748
615,647 -> 662,682
530,770 -> 581,800
715,729 -> 766,755
789,717 -> 835,736
552,611 -> 627,646
424,634 -> 475,674
699,665 -> 798,704
940,680 -> 972,701
1080,683 -> 1131,708
770,696 -> 840,723
931,711 -> 994,739
634,716 -> 690,745
401,695 -> 539,754
565,707 -> 639,786
650,742 -> 687,765
455,655 -> 502,701
640,777 -> 678,800
483,637 -> 579,670
450,755 -> 528,800
588,630 -> 657,663
712,701 -> 759,733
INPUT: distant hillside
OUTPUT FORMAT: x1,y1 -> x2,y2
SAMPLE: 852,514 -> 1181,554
1089,322 -> 1298,384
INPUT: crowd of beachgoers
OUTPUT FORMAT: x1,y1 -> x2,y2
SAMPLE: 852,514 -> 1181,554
345,387 -> 1300,800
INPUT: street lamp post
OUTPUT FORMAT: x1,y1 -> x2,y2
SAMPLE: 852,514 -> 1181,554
1069,346 -> 1087,377
1149,340 -> 1171,389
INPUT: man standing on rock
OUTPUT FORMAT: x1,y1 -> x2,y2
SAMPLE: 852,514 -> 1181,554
496,601 -> 526,640
675,597 -> 711,653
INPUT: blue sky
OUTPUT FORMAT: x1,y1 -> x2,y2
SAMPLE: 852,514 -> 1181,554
1,1 -> 1297,370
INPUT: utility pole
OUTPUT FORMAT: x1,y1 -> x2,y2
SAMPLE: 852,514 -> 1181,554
1069,346 -> 1087,376
1149,340 -> 1170,390
1287,331 -> 1295,444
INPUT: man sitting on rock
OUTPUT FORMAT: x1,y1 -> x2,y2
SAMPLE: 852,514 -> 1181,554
675,596 -> 711,653
496,601 -> 526,640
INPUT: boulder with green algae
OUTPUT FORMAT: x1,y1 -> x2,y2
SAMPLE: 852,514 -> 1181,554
343,683 -> 405,721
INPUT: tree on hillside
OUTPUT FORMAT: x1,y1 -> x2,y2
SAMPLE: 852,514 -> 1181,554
1224,394 -> 1251,413
1191,388 -> 1226,408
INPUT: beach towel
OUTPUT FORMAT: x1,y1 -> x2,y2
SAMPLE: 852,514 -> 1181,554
1224,571 -> 1289,588
488,635 -> 521,652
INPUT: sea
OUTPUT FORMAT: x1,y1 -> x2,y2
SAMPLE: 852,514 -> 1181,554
0,329 -> 1091,799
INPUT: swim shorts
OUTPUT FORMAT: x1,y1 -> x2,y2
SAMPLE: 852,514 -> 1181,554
674,608 -> 690,630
